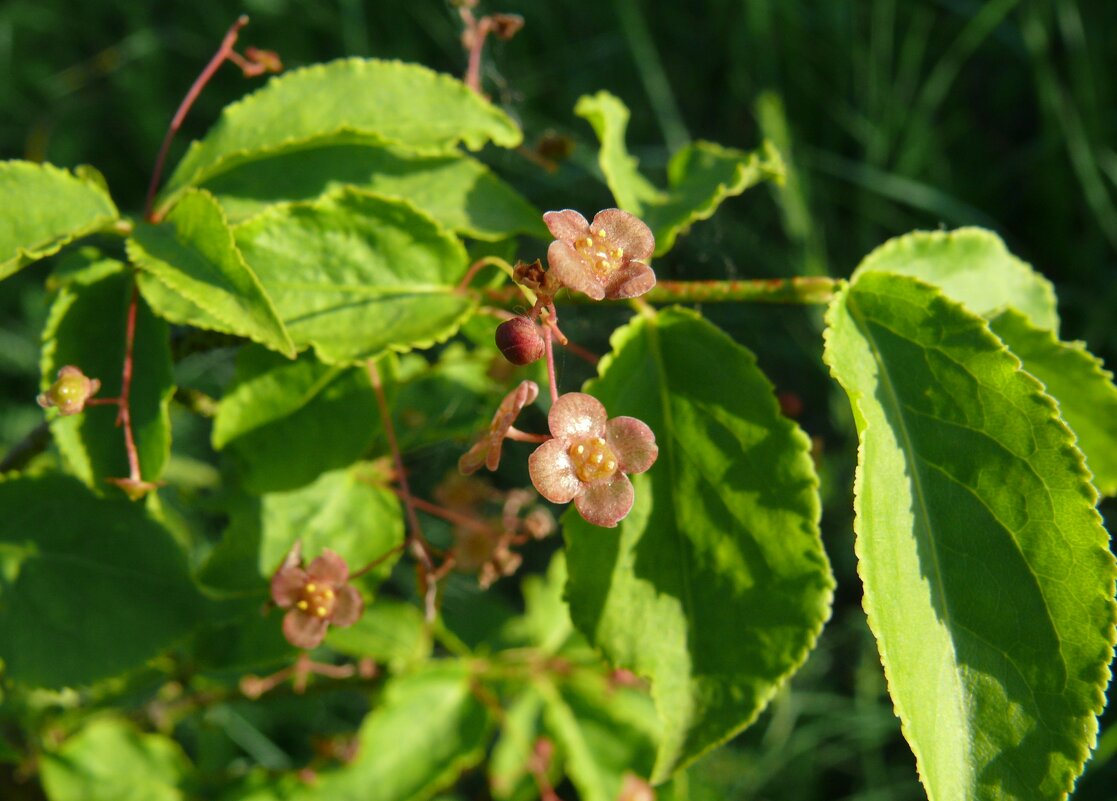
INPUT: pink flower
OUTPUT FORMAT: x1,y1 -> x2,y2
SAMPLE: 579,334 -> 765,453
528,393 -> 657,527
459,380 -> 539,474
270,546 -> 364,649
543,209 -> 656,301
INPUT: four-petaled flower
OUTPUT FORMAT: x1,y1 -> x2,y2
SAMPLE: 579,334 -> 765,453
528,393 -> 657,527
459,380 -> 539,474
543,209 -> 656,301
271,546 -> 363,649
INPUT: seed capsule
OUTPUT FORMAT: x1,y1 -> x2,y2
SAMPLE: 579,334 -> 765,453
496,317 -> 545,365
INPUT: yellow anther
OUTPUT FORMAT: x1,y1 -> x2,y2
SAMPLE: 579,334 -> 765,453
322,587 -> 335,599
596,228 -> 608,238
595,259 -> 611,272
612,248 -> 624,259
305,583 -> 316,592
316,606 -> 328,617
605,459 -> 617,472
581,236 -> 594,249
591,452 -> 604,464
574,443 -> 585,455
297,600 -> 309,610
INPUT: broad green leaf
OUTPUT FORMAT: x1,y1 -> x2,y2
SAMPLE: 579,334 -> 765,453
128,189 -> 296,357
164,58 -> 522,196
41,717 -> 191,801
234,188 -> 474,365
326,599 -> 431,670
500,551 -> 576,655
853,227 -> 1059,332
0,161 -> 119,280
823,272 -> 1117,801
540,674 -> 659,801
194,134 -> 545,240
40,256 -> 174,487
285,662 -> 492,801
989,309 -> 1117,497
564,307 -> 834,779
0,474 -> 203,687
254,467 -> 404,583
574,92 -> 664,214
213,346 -> 379,493
574,92 -> 783,256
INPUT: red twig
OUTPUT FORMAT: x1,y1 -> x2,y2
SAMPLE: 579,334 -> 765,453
118,285 -> 142,481
143,15 -> 250,221
393,490 -> 495,536
542,315 -> 559,405
366,360 -> 439,621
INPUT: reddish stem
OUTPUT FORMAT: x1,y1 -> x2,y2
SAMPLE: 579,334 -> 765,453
396,491 -> 495,536
462,14 -> 493,94
541,309 -> 560,405
559,337 -> 599,366
117,285 -> 142,481
366,360 -> 439,621
504,427 -> 549,444
143,15 -> 250,221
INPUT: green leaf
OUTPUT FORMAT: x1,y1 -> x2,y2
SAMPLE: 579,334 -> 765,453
0,474 -> 203,688
293,662 -> 492,801
489,690 -> 547,801
574,92 -> 783,256
822,272 -> 1117,801
574,92 -> 664,214
213,347 -> 380,493
195,134 -> 544,240
164,58 -> 522,197
989,309 -> 1117,497
326,599 -> 431,670
500,551 -> 576,655
233,188 -> 474,365
564,307 -> 834,779
0,161 -> 119,280
540,674 -> 659,801
643,140 -> 785,256
254,467 -> 404,583
128,189 -> 296,357
852,227 -> 1059,332
40,256 -> 174,487
41,716 -> 191,801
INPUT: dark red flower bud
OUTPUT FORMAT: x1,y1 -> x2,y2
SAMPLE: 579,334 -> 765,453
496,317 -> 545,365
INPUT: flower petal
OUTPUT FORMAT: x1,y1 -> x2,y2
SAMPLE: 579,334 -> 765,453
547,241 -> 605,301
458,438 -> 492,475
528,438 -> 583,503
549,392 -> 608,439
604,262 -> 656,300
331,585 -> 364,627
283,609 -> 329,649
307,549 -> 349,585
591,209 -> 655,260
543,209 -> 590,243
271,566 -> 308,607
574,474 -> 634,527
606,416 -> 659,474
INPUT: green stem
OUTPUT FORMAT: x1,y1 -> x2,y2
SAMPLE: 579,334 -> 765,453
481,277 -> 840,307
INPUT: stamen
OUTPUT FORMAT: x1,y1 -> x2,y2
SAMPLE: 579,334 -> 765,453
297,600 -> 309,610
316,606 -> 328,617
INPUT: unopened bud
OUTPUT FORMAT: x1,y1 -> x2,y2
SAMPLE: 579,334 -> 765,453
37,366 -> 101,416
496,317 -> 545,365
490,13 -> 524,40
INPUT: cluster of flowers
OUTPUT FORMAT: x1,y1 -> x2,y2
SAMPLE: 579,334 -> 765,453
462,208 -> 660,528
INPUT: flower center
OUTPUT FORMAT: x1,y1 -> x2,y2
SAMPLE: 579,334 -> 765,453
575,229 -> 624,275
295,582 -> 337,619
569,436 -> 619,483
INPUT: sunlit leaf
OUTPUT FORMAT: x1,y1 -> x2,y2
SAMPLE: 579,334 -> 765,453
823,272 -> 1117,801
234,188 -> 474,365
163,58 -> 522,198
564,307 -> 834,780
0,161 -> 118,280
128,189 -> 296,357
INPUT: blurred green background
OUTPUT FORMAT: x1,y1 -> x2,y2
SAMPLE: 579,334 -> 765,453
2,1 -> 1115,799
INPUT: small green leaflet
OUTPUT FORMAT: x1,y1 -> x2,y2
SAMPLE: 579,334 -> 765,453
564,307 -> 833,780
0,161 -> 119,281
575,92 -> 784,256
234,188 -> 474,365
823,272 -> 1117,801
40,255 -> 174,488
128,189 -> 296,357
0,474 -> 203,688
162,57 -> 522,197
